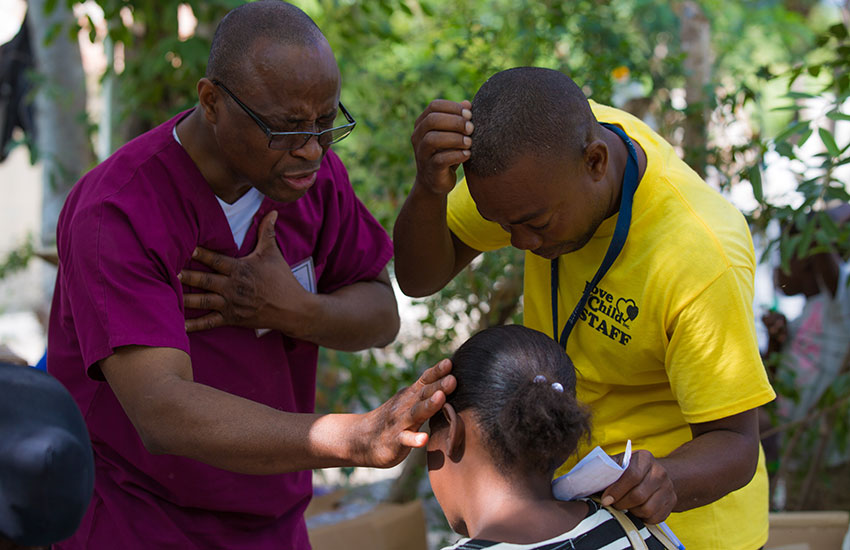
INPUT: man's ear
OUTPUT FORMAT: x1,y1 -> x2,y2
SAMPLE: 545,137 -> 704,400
197,77 -> 219,124
583,139 -> 609,183
443,403 -> 465,462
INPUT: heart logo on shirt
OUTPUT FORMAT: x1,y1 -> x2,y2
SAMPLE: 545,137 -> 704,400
617,298 -> 640,321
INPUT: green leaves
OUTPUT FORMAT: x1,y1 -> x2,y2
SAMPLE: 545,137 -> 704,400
749,164 -> 764,203
774,120 -> 809,144
818,127 -> 841,159
0,238 -> 34,281
829,22 -> 849,41
826,110 -> 850,122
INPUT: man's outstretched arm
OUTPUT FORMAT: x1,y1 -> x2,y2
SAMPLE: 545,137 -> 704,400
101,345 -> 455,475
393,99 -> 481,297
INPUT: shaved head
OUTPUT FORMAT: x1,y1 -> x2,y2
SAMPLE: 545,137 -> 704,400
206,1 -> 326,84
464,67 -> 599,178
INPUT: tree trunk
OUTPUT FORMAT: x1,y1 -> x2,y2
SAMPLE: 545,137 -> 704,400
26,0 -> 93,297
678,1 -> 712,178
26,0 -> 93,245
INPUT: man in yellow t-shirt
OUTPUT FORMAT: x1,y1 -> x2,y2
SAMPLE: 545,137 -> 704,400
394,67 -> 775,550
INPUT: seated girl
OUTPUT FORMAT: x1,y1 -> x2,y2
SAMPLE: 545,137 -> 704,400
427,324 -> 669,550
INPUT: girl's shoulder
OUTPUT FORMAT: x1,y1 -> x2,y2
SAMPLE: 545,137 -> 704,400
442,498 -> 668,550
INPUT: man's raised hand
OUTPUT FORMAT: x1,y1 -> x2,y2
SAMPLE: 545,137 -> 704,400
411,99 -> 473,196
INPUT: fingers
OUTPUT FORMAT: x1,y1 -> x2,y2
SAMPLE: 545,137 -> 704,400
184,312 -> 225,333
416,111 -> 473,139
398,430 -> 429,449
412,100 -> 474,190
601,450 -> 676,524
189,247 -> 237,275
627,489 -> 676,525
396,389 -> 447,451
400,359 -> 456,435
183,292 -> 227,312
388,360 -> 455,448
417,129 -> 472,158
179,269 -> 230,294
414,99 -> 471,127
413,360 -> 456,405
410,99 -> 475,161
410,386 -> 449,424
609,452 -> 626,467
413,111 -> 474,151
417,358 -> 453,386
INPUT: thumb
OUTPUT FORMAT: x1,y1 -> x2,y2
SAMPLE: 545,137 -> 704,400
254,210 -> 280,256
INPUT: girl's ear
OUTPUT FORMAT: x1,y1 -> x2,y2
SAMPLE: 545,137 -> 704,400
443,403 -> 466,462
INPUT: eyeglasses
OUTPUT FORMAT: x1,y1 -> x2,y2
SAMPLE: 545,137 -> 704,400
212,79 -> 356,151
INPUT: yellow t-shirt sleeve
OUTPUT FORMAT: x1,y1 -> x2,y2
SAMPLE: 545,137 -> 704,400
665,265 -> 776,424
446,176 -> 511,252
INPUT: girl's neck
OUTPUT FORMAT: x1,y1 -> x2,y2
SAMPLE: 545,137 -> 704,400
463,473 -> 588,544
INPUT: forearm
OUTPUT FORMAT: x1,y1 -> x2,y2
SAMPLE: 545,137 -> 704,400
103,346 -> 454,477
393,182 -> 461,297
276,277 -> 399,351
103,347 -> 369,475
143,377 -> 364,474
659,414 -> 760,512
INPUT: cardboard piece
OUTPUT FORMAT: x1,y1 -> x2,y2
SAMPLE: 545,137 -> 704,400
306,491 -> 428,550
766,511 -> 849,550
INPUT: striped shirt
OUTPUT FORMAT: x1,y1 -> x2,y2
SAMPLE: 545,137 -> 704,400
442,499 -> 666,550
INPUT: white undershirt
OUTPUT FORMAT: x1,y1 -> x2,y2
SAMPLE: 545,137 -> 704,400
216,188 -> 264,249
173,125 -> 264,249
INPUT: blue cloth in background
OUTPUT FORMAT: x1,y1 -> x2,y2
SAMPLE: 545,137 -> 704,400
34,349 -> 47,371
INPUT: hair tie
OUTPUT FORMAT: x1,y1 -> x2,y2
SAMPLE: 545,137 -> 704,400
533,375 -> 564,393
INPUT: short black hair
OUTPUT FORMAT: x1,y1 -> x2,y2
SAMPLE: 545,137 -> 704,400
206,0 -> 325,85
438,325 -> 591,475
463,67 -> 597,178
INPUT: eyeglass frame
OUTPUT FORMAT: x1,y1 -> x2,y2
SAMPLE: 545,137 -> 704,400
211,79 -> 356,151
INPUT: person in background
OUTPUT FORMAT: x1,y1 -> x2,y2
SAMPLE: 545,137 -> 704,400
762,204 -> 850,431
0,361 -> 95,549
47,2 -> 454,548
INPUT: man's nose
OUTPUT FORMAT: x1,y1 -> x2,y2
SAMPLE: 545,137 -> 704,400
508,226 -> 542,251
291,134 -> 323,162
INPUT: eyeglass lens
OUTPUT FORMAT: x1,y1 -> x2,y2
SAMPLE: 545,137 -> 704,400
268,123 -> 354,151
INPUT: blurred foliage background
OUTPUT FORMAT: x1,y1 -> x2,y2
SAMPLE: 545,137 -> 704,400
4,0 -> 849,522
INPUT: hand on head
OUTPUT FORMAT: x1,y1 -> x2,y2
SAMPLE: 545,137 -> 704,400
411,99 -> 473,195
350,358 -> 456,468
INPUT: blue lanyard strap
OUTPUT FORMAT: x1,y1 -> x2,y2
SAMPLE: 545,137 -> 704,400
551,123 -> 640,349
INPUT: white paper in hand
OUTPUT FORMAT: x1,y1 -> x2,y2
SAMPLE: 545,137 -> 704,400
551,440 -> 631,501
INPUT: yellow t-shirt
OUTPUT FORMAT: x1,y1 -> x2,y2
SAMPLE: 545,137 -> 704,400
446,101 -> 776,550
